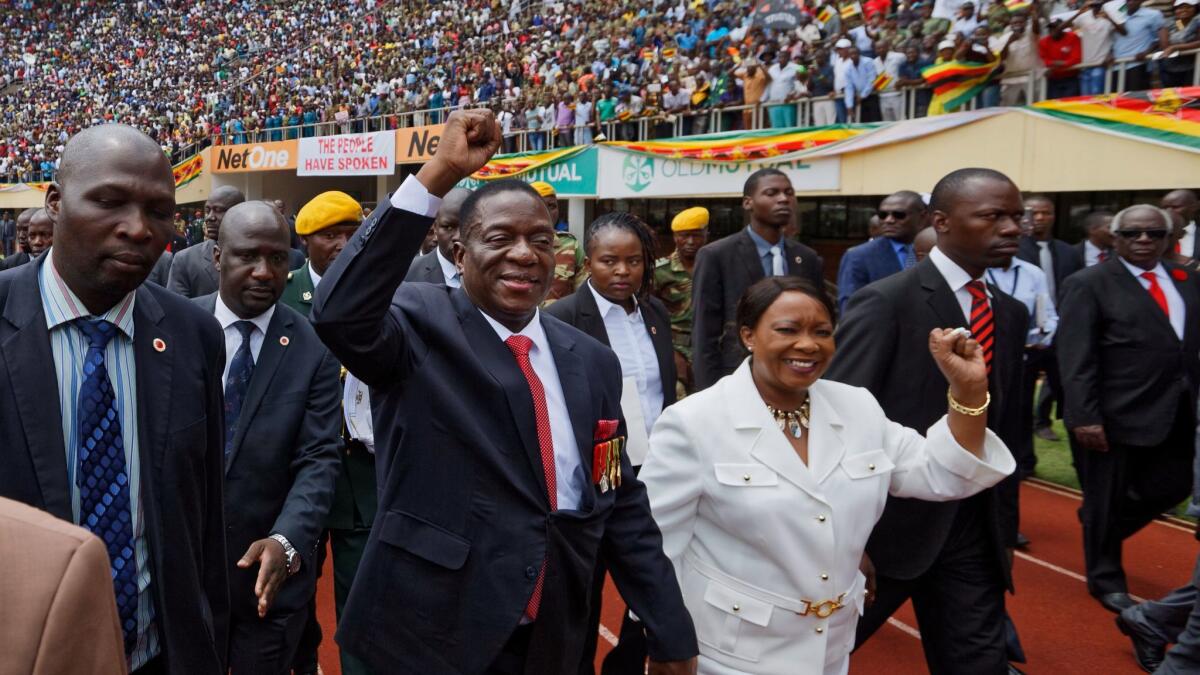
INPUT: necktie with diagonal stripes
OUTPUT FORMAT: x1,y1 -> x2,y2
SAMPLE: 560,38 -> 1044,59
966,280 -> 993,375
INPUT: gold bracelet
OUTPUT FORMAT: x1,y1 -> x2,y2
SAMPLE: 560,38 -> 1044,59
947,388 -> 990,416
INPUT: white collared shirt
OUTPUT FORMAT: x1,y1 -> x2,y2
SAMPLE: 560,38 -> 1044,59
987,258 -> 1058,347
435,247 -> 461,288
929,246 -> 991,321
308,262 -> 323,289
587,281 -> 663,436
1181,222 -> 1196,258
1083,240 -> 1106,267
1120,257 -> 1186,340
214,294 -> 275,388
477,309 -> 586,511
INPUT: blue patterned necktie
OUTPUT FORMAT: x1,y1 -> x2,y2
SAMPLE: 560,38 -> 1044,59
904,244 -> 917,269
74,318 -> 138,655
224,320 -> 256,457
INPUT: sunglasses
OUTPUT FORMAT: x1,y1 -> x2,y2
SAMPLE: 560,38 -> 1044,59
1115,229 -> 1170,240
876,210 -> 908,220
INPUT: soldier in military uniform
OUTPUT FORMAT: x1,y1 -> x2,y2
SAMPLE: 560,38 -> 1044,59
653,206 -> 709,396
532,180 -> 587,304
281,191 -> 376,675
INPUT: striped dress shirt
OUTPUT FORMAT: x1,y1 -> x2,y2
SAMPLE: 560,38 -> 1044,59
38,250 -> 158,670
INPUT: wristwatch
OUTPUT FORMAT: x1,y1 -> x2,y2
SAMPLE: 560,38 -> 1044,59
269,534 -> 301,576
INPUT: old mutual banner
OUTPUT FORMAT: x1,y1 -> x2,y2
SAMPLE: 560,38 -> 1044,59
596,146 -> 840,199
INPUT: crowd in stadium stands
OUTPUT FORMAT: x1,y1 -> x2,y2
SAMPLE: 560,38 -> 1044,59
1,0 -> 1198,182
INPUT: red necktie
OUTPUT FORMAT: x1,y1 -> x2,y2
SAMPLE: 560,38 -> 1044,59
966,280 -> 993,375
1098,250 -> 1108,263
1141,271 -> 1170,317
504,334 -> 556,621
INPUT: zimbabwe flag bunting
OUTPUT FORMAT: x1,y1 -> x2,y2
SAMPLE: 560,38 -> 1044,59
921,59 -> 1001,115
873,72 -> 894,92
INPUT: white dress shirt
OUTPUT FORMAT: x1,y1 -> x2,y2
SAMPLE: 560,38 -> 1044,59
929,246 -> 991,321
390,174 -> 586,511
587,281 -> 663,436
1120,258 -> 1186,340
1083,240 -> 1107,267
1036,240 -> 1056,299
308,262 -> 323,288
987,258 -> 1058,347
435,247 -> 462,288
214,294 -> 275,388
1180,222 -> 1196,257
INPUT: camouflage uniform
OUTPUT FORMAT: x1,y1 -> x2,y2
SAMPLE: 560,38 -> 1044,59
653,250 -> 695,361
543,230 -> 586,305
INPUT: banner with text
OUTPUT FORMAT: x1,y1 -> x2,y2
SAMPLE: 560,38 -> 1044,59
298,131 -> 396,176
212,139 -> 298,173
596,146 -> 840,198
396,124 -> 447,163
457,147 -> 598,196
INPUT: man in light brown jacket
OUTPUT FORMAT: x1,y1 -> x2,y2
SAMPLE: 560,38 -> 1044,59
0,496 -> 126,675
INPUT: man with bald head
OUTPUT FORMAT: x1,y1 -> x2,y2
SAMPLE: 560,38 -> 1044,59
1163,189 -> 1199,259
168,185 -> 246,297
406,187 -> 471,286
0,123 -> 229,674
0,207 -> 39,270
195,201 -> 340,675
1059,203 -> 1200,614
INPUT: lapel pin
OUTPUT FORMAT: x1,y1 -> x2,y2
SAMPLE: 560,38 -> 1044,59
279,336 -> 290,347
152,338 -> 166,352
794,255 -> 802,265
302,291 -> 313,301
650,326 -> 657,335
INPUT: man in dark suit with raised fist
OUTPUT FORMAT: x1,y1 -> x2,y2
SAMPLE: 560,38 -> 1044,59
827,168 -> 1029,675
311,110 -> 698,675
1058,204 -> 1200,615
690,168 -> 824,391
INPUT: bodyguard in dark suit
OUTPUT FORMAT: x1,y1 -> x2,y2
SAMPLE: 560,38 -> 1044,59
194,202 -> 341,674
544,211 -> 678,675
167,185 -> 245,298
147,250 -> 172,286
1058,204 -> 1200,614
827,168 -> 1028,675
311,111 -> 697,675
0,207 -> 35,270
280,190 -> 372,675
836,190 -> 927,311
1162,189 -> 1199,260
0,125 -> 228,673
1075,211 -> 1115,268
691,169 -> 824,391
406,187 -> 471,286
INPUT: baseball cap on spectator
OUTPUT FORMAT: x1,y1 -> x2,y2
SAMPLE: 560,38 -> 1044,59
835,38 -> 853,48
1176,0 -> 1198,6
938,39 -> 957,51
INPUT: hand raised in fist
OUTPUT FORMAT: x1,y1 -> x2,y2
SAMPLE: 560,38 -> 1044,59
416,109 -> 502,197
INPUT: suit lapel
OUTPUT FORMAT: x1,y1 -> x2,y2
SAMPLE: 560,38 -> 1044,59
132,287 -> 172,529
228,308 -> 292,470
542,318 -> 596,510
873,237 -> 902,277
202,240 -> 219,287
807,383 -> 847,485
918,259 -> 967,327
575,285 -> 611,348
644,301 -> 675,404
1107,261 -> 1179,342
0,262 -> 70,520
783,238 -> 811,276
736,230 -> 766,284
295,262 -> 315,313
452,291 -> 551,507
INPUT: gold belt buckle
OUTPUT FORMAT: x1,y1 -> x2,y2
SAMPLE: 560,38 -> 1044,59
804,593 -> 846,618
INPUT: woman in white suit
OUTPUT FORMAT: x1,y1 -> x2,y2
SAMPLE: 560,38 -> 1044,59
640,276 -> 1015,675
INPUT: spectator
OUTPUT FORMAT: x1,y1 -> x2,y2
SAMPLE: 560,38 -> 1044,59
1162,0 -> 1200,87
898,44 -> 934,117
1111,0 -> 1168,91
1040,18 -> 1083,98
876,40 -> 909,120
766,52 -> 801,128
810,50 -> 839,125
952,2 -> 981,38
845,47 -> 882,122
994,12 -> 1043,106
736,58 -> 770,129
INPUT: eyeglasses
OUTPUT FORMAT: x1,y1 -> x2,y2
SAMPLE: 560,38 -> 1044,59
876,210 -> 908,220
1115,229 -> 1170,240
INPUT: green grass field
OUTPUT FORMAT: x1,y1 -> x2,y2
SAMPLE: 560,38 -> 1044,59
1032,419 -> 1081,490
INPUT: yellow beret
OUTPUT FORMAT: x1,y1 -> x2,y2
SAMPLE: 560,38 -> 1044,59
671,207 -> 709,232
530,181 -> 556,198
295,191 -> 363,236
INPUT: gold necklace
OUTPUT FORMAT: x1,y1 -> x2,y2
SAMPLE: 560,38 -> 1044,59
767,397 -> 811,439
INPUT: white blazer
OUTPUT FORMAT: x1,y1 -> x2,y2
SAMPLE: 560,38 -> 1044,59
640,359 -> 1015,675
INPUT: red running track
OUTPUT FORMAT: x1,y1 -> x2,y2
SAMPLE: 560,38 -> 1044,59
313,481 -> 1199,674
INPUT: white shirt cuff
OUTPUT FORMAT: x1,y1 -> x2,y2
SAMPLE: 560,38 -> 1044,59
390,174 -> 443,219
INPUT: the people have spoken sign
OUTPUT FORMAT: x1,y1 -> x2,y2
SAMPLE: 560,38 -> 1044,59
298,131 -> 396,176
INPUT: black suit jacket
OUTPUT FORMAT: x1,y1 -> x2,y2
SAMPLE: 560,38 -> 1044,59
824,257 -> 1026,586
194,295 -> 342,618
167,239 -> 219,298
835,236 -> 904,312
0,259 -> 228,674
691,228 -> 824,390
0,250 -> 30,270
1017,236 -> 1083,300
311,200 -> 697,675
1057,259 -> 1200,446
544,284 -> 678,413
405,249 -> 447,284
